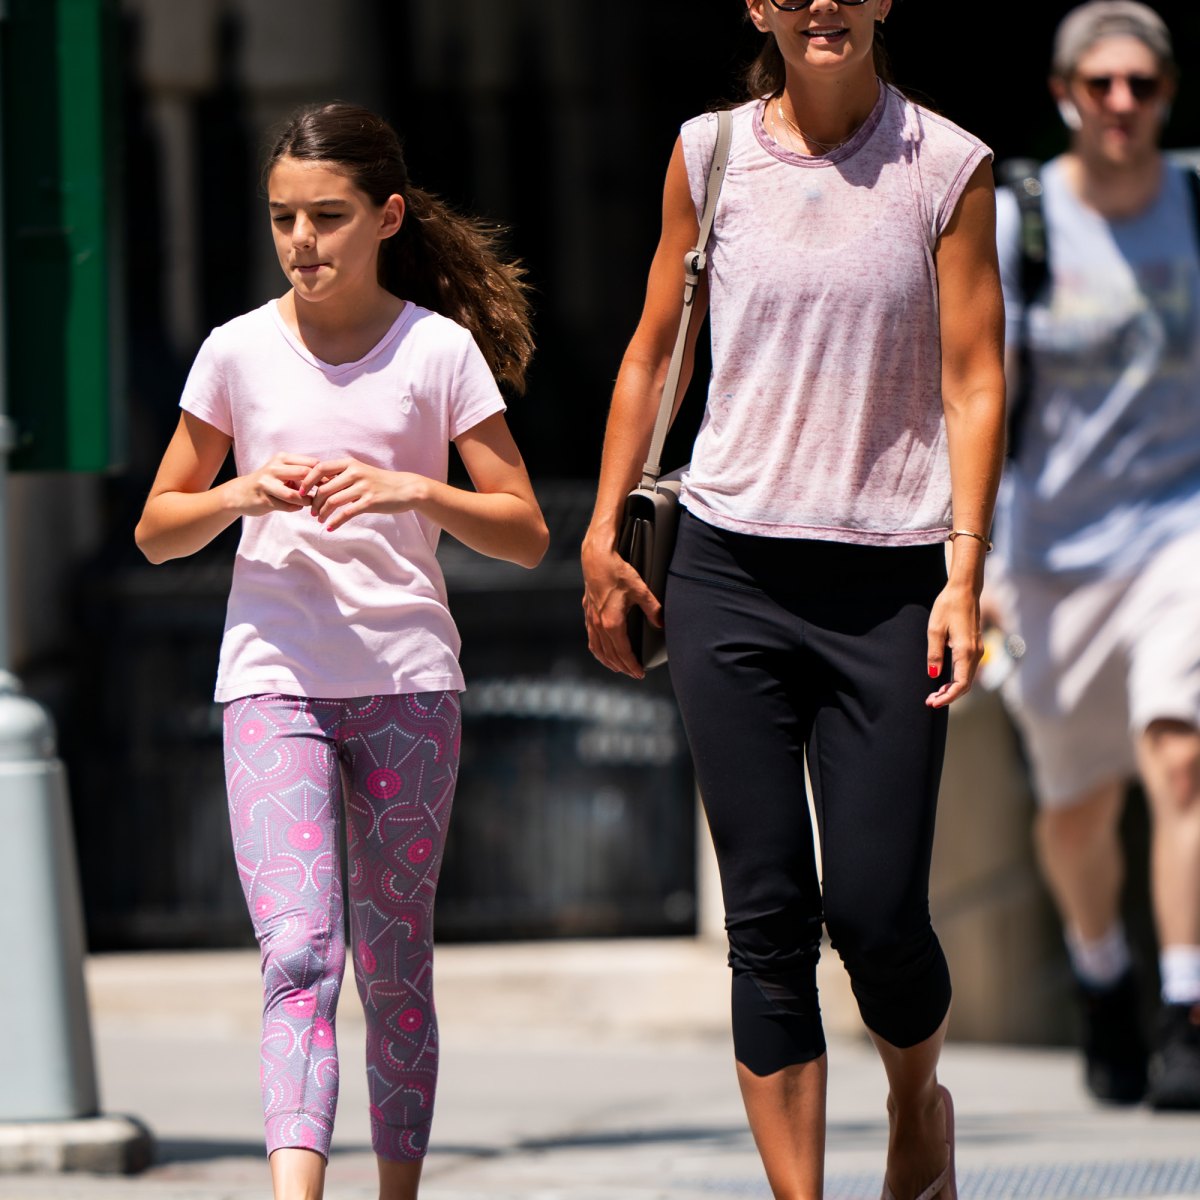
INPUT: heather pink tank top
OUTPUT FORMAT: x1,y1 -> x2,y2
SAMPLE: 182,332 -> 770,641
679,84 -> 991,545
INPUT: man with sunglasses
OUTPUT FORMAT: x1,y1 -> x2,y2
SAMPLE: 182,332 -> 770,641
990,0 -> 1200,1112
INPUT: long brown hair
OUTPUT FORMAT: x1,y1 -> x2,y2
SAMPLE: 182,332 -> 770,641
266,102 -> 533,394
742,16 -> 893,99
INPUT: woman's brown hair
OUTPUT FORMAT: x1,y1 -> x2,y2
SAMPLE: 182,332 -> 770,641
266,102 -> 533,394
742,17 -> 893,99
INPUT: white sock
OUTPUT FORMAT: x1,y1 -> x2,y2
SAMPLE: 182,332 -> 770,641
1066,923 -> 1132,988
1160,945 -> 1200,1006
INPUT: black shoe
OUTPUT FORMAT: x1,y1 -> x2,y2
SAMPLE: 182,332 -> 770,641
1077,970 -> 1148,1104
1147,1002 -> 1200,1111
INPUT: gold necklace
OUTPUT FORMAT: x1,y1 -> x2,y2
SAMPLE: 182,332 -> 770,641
774,97 -> 852,154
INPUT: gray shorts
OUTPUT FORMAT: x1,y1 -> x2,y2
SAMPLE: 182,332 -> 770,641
999,531 -> 1200,808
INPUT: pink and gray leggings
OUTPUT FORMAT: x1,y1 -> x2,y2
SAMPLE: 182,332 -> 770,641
223,691 -> 460,1162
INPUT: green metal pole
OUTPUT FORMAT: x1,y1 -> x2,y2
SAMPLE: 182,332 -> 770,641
3,0 -> 120,473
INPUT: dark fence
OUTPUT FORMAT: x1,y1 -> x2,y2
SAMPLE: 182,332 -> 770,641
66,483 -> 696,948
435,483 -> 695,939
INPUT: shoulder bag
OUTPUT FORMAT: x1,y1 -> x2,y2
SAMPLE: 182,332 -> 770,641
617,107 -> 732,670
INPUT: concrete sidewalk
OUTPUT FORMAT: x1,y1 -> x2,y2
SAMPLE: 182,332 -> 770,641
1,939 -> 1198,1199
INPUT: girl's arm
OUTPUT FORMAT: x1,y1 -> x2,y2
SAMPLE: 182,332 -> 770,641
580,136 -> 708,679
926,159 -> 1008,708
134,412 -> 316,564
300,412 -> 549,570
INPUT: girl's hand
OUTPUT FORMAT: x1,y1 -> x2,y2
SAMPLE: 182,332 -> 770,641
925,580 -> 984,708
232,453 -> 320,516
581,538 -> 663,680
300,457 -> 428,531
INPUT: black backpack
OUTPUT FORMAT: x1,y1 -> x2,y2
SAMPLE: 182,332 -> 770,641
996,154 -> 1200,458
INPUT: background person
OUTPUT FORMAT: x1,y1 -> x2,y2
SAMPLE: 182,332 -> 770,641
135,102 -> 547,1200
991,0 -> 1200,1109
581,0 -> 1006,1195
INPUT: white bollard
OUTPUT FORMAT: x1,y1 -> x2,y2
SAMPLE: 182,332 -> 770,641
0,670 -> 99,1121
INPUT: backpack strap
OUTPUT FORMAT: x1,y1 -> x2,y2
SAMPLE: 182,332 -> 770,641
1183,160 -> 1200,244
995,157 -> 1048,460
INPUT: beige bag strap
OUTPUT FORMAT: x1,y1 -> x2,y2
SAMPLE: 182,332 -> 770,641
640,108 -> 733,490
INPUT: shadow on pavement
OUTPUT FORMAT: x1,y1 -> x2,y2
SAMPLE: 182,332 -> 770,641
150,1138 -> 378,1165
149,1138 -> 267,1165
513,1123 -> 751,1152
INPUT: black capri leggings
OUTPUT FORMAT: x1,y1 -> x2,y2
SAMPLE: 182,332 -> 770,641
665,509 -> 952,1075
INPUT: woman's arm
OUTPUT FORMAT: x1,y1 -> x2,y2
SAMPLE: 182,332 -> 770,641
926,158 -> 1007,708
300,412 -> 549,570
134,412 -> 316,564
581,136 -> 709,679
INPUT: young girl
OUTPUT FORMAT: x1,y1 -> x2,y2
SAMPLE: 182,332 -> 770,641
136,101 -> 548,1200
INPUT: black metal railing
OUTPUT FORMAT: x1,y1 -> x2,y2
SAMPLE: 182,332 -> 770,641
67,483 -> 696,947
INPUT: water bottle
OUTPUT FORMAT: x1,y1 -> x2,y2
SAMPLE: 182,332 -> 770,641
977,625 -> 1026,692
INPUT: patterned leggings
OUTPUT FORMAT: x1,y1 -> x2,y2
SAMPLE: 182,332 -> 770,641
223,691 -> 461,1162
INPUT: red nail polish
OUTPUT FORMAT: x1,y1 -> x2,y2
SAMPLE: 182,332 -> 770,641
928,664 -> 939,678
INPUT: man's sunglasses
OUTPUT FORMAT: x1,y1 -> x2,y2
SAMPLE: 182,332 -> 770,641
768,0 -> 871,10
1079,74 -> 1163,103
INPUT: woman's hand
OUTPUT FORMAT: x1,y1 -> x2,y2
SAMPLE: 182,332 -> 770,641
580,135 -> 702,678
925,579 -> 984,708
581,537 -> 662,680
229,453 -> 321,517
927,155 -> 1005,708
299,458 -> 428,531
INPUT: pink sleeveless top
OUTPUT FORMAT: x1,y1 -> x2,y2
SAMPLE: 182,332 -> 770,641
679,84 -> 991,545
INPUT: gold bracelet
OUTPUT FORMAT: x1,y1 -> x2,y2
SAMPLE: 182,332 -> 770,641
947,528 -> 993,553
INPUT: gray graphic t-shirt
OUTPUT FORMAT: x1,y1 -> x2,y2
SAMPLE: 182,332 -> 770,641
996,155 -> 1200,579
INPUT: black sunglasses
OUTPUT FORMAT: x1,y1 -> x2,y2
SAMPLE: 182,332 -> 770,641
768,0 -> 871,10
1080,74 -> 1163,103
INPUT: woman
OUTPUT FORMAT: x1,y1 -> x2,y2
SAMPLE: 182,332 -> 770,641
136,103 -> 547,1200
581,2 -> 1005,1197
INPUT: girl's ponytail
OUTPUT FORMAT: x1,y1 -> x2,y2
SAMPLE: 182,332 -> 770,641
383,186 -> 533,394
266,102 -> 534,393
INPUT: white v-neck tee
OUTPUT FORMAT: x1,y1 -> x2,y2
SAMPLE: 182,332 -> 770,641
180,299 -> 506,702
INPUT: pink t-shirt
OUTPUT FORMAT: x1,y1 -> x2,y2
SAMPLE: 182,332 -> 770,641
180,300 -> 506,702
679,85 -> 991,544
